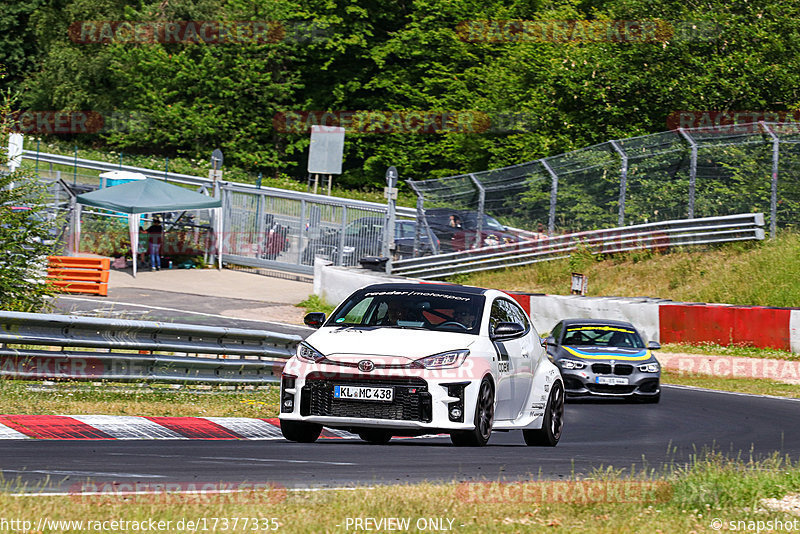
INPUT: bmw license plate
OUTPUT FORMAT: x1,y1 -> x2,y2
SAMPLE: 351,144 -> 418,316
334,385 -> 394,402
595,376 -> 629,385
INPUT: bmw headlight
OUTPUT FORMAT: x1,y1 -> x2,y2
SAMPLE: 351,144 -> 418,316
415,349 -> 469,369
297,342 -> 325,363
559,359 -> 586,370
638,362 -> 660,373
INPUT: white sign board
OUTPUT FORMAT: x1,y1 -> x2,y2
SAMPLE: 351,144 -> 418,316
308,125 -> 345,175
7,133 -> 23,172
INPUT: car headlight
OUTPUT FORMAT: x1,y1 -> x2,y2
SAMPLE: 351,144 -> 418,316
415,349 -> 469,369
297,342 -> 325,363
559,359 -> 586,370
638,362 -> 660,373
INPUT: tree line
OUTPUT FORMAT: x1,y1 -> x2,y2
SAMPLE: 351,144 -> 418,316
2,0 -> 800,194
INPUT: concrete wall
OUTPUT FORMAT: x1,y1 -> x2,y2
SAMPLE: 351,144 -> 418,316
527,295 -> 664,343
312,263 -> 799,352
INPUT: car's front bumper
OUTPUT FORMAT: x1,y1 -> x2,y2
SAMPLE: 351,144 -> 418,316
558,364 -> 660,398
278,362 -> 488,432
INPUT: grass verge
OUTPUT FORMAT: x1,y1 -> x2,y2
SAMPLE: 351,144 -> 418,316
662,370 -> 800,399
295,294 -> 336,315
662,343 -> 800,361
3,454 -> 800,533
0,380 -> 280,418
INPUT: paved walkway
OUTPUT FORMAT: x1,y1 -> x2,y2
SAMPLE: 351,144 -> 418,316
53,267 -> 314,327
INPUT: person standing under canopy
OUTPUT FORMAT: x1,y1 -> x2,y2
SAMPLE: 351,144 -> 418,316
147,216 -> 163,271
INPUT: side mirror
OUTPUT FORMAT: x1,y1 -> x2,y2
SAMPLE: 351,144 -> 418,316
491,322 -> 525,340
647,341 -> 661,350
543,336 -> 556,348
304,312 -> 326,328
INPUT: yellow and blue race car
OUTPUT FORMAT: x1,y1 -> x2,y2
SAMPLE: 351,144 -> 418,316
544,318 -> 661,403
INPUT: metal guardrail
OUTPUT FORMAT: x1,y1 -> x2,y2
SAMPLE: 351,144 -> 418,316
0,312 -> 303,384
391,213 -> 766,279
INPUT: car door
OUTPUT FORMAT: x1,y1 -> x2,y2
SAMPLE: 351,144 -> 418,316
500,298 -> 535,419
489,298 -> 529,420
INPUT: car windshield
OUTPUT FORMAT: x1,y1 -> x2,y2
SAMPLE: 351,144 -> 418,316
328,288 -> 484,334
561,325 -> 645,348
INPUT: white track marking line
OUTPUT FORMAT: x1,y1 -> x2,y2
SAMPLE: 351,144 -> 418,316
197,456 -> 357,466
11,486 -> 374,497
2,469 -> 166,478
663,383 -> 800,402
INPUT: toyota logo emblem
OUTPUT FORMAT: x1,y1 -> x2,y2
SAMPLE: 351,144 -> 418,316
358,360 -> 375,372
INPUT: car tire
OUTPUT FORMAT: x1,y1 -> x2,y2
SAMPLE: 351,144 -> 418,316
635,391 -> 661,404
450,377 -> 494,447
280,420 -> 322,443
357,429 -> 393,444
523,380 -> 564,447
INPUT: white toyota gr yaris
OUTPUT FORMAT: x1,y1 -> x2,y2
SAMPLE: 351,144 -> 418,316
279,282 -> 564,446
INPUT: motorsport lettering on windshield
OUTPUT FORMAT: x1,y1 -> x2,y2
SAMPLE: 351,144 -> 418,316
364,290 -> 471,302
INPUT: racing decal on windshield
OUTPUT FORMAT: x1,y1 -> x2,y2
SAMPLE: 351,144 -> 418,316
562,347 -> 651,361
364,290 -> 471,302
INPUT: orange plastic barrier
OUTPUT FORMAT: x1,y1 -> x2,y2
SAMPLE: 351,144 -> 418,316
47,256 -> 110,296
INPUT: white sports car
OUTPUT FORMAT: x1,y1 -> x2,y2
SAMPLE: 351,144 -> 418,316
279,282 -> 564,446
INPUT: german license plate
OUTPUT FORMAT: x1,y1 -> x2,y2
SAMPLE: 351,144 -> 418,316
334,385 -> 394,402
595,376 -> 629,385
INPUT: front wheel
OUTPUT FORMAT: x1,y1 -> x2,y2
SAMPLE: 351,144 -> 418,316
451,377 -> 494,447
280,420 -> 322,443
523,380 -> 564,447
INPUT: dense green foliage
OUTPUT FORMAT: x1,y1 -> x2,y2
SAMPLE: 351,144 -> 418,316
0,78 -> 58,311
5,0 -> 800,193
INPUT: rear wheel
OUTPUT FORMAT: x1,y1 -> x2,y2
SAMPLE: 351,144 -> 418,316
523,381 -> 564,447
450,377 -> 494,447
358,429 -> 393,444
280,420 -> 322,443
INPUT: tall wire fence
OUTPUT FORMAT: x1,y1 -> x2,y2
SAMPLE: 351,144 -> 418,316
408,122 -> 800,239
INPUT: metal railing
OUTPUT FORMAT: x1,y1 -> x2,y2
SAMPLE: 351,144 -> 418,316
20,149 -> 416,275
390,213 -> 765,279
0,311 -> 304,384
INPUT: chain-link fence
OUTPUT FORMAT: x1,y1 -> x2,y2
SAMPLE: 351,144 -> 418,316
408,121 -> 800,241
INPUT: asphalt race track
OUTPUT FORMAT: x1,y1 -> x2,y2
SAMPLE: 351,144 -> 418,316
3,386 -> 799,492
7,290 -> 794,492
